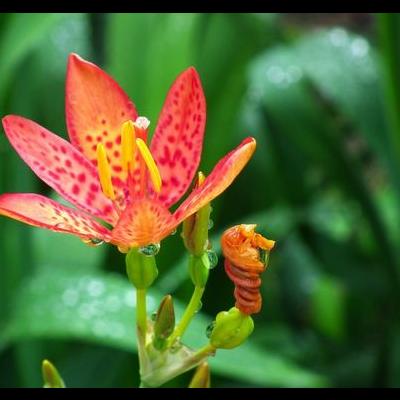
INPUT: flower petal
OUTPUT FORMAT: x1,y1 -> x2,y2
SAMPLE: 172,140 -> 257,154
66,53 -> 142,199
150,67 -> 206,208
2,115 -> 118,225
111,198 -> 175,248
0,193 -> 111,240
174,138 -> 256,224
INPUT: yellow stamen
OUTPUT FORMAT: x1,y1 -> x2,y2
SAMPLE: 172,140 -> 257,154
121,120 -> 136,172
136,138 -> 162,193
96,143 -> 116,200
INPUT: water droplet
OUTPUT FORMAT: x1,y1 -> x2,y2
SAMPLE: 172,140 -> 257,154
87,279 -> 105,297
350,37 -> 369,58
208,219 -> 214,230
266,65 -> 285,85
151,311 -> 158,321
170,229 -> 177,236
207,251 -> 218,269
139,243 -> 160,256
206,321 -> 216,338
82,237 -> 104,247
195,300 -> 203,313
329,28 -> 348,47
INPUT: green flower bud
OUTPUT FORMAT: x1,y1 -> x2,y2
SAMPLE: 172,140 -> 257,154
42,359 -> 65,388
126,247 -> 158,289
209,307 -> 254,349
188,362 -> 211,388
188,253 -> 210,288
182,172 -> 212,257
153,295 -> 175,350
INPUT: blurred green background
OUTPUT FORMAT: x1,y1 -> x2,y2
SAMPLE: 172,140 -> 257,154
0,12 -> 400,388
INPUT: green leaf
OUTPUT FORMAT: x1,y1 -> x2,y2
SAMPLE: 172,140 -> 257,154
249,30 -> 400,298
310,274 -> 346,341
32,227 -> 106,273
0,13 -> 68,105
2,268 -> 326,387
377,14 -> 400,193
106,13 -> 200,125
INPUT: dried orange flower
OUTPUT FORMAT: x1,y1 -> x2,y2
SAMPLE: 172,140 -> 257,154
221,224 -> 275,315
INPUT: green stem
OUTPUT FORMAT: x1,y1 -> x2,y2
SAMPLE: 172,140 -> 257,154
136,288 -> 147,339
167,286 -> 204,346
193,343 -> 216,360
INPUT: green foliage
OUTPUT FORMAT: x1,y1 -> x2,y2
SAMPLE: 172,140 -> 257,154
0,12 -> 399,388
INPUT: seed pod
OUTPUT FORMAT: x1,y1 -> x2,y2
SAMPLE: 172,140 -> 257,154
221,224 -> 275,315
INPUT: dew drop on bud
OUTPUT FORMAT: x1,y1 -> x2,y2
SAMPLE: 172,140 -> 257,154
206,321 -> 216,338
82,237 -> 104,247
207,250 -> 218,269
208,219 -> 214,230
139,243 -> 160,256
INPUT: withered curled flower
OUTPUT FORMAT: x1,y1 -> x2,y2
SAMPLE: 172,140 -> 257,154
221,224 -> 275,315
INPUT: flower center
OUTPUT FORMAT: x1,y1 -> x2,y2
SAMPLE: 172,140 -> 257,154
96,116 -> 163,202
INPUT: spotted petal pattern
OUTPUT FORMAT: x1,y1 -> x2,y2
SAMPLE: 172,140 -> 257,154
150,67 -> 206,207
2,115 -> 118,225
0,193 -> 111,240
66,53 -> 143,200
111,198 -> 175,248
174,138 -> 256,224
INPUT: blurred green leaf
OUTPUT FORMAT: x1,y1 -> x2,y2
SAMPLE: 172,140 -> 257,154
106,13 -> 200,124
378,14 -> 400,194
0,13 -> 67,105
311,274 -> 346,341
33,229 -> 106,273
249,29 -> 400,299
2,268 -> 326,387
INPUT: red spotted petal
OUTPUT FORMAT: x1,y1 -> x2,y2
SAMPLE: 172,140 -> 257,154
66,53 -> 142,200
174,138 -> 256,224
111,198 -> 175,248
2,115 -> 118,225
150,67 -> 206,207
0,193 -> 111,240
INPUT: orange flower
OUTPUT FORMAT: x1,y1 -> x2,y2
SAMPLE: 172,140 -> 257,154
221,224 -> 275,315
0,54 -> 256,249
